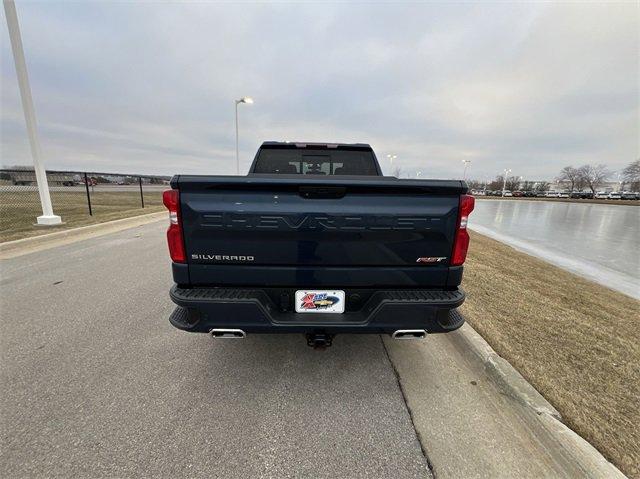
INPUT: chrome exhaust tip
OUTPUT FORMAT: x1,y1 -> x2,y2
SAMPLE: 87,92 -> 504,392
210,329 -> 246,339
391,329 -> 427,340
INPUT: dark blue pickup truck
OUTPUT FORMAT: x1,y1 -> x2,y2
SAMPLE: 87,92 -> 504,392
164,142 -> 474,347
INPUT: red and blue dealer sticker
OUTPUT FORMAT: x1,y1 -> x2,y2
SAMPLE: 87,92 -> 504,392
295,290 -> 345,314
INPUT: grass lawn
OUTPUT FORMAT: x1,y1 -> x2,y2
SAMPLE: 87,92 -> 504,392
0,190 -> 164,242
462,231 -> 639,478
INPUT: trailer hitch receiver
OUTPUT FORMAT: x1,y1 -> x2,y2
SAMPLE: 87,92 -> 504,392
306,333 -> 334,349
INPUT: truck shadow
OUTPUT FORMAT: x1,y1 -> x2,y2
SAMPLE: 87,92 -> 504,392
185,333 -> 401,402
201,333 -> 387,378
173,333 -> 428,476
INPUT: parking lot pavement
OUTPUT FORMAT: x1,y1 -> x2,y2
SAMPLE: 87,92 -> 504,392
0,221 -> 429,478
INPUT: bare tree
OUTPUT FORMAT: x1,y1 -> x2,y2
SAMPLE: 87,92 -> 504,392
466,180 -> 484,190
556,166 -> 582,192
578,164 -> 611,194
488,175 -> 521,192
487,176 -> 501,190
621,159 -> 640,191
520,181 -> 536,192
505,176 -> 520,191
535,181 -> 550,192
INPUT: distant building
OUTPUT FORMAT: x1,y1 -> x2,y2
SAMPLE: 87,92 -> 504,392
2,169 -> 76,186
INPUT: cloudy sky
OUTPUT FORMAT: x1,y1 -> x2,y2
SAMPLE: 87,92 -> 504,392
1,1 -> 638,179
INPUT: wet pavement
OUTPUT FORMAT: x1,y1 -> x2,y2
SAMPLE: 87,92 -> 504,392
470,199 -> 639,299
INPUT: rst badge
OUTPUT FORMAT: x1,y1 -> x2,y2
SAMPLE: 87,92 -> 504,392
416,257 -> 447,264
295,290 -> 345,314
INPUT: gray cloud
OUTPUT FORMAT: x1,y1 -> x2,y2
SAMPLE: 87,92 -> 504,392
1,2 -> 638,180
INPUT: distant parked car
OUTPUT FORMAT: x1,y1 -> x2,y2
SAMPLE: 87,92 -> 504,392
621,191 -> 639,200
546,191 -> 559,198
571,191 -> 591,199
503,190 -> 513,197
524,191 -> 536,197
558,191 -> 570,198
608,192 -> 622,200
595,191 -> 609,199
535,191 -> 547,197
512,191 -> 524,197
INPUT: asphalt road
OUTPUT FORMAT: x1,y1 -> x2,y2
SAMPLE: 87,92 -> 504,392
0,222 -> 428,478
0,221 -> 608,478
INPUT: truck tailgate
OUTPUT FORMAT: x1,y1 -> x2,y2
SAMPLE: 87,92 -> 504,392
175,175 -> 465,286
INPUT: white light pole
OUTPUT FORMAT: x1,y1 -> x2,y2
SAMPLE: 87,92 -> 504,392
4,0 -> 61,225
502,168 -> 512,197
235,96 -> 253,175
386,154 -> 397,175
462,159 -> 471,180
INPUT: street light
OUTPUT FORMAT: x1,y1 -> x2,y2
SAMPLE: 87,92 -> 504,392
235,96 -> 253,175
462,159 -> 471,180
417,171 -> 422,178
386,155 -> 397,176
502,168 -> 512,197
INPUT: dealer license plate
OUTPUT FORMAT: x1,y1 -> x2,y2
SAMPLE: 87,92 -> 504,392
295,290 -> 345,314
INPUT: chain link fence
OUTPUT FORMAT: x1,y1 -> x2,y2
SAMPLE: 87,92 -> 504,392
1,168 -> 171,241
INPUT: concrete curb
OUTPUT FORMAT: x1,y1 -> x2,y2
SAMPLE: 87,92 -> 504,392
454,322 -> 627,478
0,212 -> 166,259
455,322 -> 562,419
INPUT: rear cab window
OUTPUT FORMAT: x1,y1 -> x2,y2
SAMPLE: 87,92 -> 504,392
252,145 -> 380,176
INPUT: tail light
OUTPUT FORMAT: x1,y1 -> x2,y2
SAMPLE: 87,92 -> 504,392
451,194 -> 475,266
162,189 -> 186,263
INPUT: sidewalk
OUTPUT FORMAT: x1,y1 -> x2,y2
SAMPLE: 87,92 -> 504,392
384,325 -> 625,478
